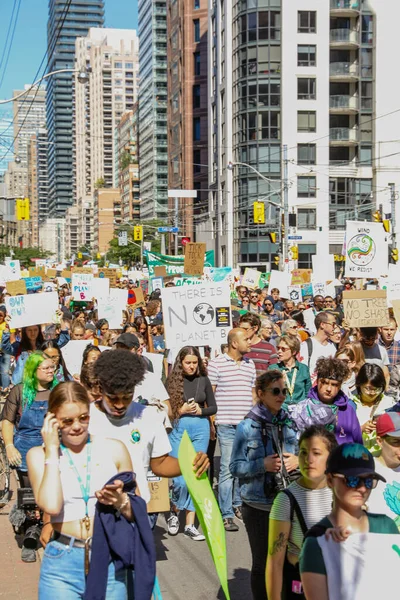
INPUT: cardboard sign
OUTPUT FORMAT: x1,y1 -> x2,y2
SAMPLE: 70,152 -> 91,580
291,269 -> 312,285
45,268 -> 57,280
97,288 -> 128,329
139,279 -> 149,295
72,273 -> 93,301
241,268 -> 262,290
29,266 -> 45,278
97,268 -> 118,287
24,276 -> 43,291
72,267 -> 92,274
61,269 -> 72,280
184,243 -> 206,277
129,286 -> 145,309
345,221 -> 388,278
161,282 -> 231,347
343,290 -> 390,327
146,473 -> 170,513
6,279 -> 27,296
154,266 -> 167,278
390,299 -> 400,330
6,292 -> 58,328
5,259 -> 21,280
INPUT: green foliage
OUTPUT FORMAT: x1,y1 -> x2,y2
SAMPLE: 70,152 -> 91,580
104,218 -> 169,266
94,177 -> 106,189
0,246 -> 52,267
120,152 -> 132,171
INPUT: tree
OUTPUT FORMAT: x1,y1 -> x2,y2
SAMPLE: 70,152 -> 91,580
94,177 -> 105,189
0,246 -> 52,267
104,218 -> 169,266
120,152 -> 131,170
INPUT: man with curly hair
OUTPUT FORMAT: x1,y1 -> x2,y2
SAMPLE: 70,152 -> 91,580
289,357 -> 362,445
89,350 -> 209,509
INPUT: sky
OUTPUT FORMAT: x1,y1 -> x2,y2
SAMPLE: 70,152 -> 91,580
0,0 -> 138,102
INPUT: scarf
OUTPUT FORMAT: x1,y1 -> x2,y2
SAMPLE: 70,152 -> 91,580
247,402 -> 292,428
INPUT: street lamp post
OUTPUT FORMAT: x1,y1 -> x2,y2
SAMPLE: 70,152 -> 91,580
0,69 -> 89,105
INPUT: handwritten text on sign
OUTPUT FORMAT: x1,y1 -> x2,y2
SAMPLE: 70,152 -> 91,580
343,290 -> 390,327
6,292 -> 59,329
72,273 -> 93,301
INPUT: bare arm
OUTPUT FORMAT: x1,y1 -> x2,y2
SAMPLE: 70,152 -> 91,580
151,451 -> 210,478
383,365 -> 390,389
252,386 -> 257,405
266,519 -> 291,600
27,445 -> 63,516
301,573 -> 329,600
2,419 -> 22,467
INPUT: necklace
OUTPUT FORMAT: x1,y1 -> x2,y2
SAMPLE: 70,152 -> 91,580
61,438 -> 92,534
283,366 -> 297,398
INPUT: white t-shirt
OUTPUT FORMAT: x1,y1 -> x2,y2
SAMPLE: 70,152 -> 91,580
89,402 -> 171,504
299,338 -> 336,380
367,459 -> 400,529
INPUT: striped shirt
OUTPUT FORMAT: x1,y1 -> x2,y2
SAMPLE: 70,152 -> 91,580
208,353 -> 256,425
270,481 -> 333,557
246,340 -> 278,377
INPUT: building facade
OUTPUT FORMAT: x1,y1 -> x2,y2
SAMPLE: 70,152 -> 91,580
39,218 -> 65,261
167,0 -> 209,243
138,0 -> 168,220
198,0 -> 399,269
27,135 -> 39,248
114,107 -> 140,222
36,128 -> 49,225
13,87 -> 46,168
0,109 -> 14,175
65,204 -> 80,257
46,0 -> 104,217
93,188 -> 122,253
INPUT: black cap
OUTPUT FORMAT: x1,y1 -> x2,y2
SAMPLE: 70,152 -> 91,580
326,443 -> 385,482
113,332 -> 140,349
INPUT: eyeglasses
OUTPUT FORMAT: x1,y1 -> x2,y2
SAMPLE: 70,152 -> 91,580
266,387 -> 288,397
333,473 -> 378,490
59,414 -> 90,429
361,386 -> 382,395
250,296 -> 258,300
38,365 -> 56,372
277,346 -> 291,352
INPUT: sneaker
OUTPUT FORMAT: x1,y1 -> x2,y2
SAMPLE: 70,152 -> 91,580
233,506 -> 243,522
223,518 -> 239,532
166,511 -> 180,536
184,525 -> 205,541
21,547 -> 36,563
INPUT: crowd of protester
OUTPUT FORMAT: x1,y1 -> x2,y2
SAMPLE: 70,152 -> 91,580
0,275 -> 399,599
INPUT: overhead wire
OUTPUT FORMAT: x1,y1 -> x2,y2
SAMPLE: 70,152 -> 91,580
0,0 -> 22,91
0,0 -> 20,90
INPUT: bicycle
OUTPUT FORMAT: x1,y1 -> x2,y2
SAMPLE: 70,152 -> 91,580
0,436 -> 11,508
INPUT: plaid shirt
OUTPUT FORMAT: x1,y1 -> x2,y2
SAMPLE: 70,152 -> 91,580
378,336 -> 400,368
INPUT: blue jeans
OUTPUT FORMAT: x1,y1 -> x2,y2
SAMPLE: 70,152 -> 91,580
218,424 -> 242,519
169,416 -> 210,512
0,352 -> 10,389
39,540 -> 128,599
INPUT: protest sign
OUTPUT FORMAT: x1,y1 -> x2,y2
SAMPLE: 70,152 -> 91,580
6,292 -> 58,329
161,282 -> 231,347
312,254 -> 335,282
61,340 -> 92,376
259,272 -> 270,289
154,266 -> 167,278
174,277 -> 202,286
150,277 -> 163,292
241,268 -> 262,290
72,267 -> 92,274
91,277 -> 109,301
291,269 -> 312,285
128,286 -> 145,309
45,268 -> 57,280
343,290 -> 390,327
268,270 -> 292,297
139,279 -> 149,295
301,283 -> 313,303
184,243 -> 206,276
72,273 -> 93,301
5,259 -> 21,280
61,269 -> 72,280
204,267 -> 233,284
29,266 -> 45,278
6,279 -> 26,295
391,300 -> 400,330
97,288 -> 128,329
178,431 -> 230,600
287,285 -> 302,303
303,307 -> 316,334
345,221 -> 388,278
145,249 -> 215,277
312,282 -> 328,298
24,277 -> 43,291
97,268 -> 118,286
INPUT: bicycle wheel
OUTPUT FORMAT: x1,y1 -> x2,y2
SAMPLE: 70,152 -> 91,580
0,438 -> 11,507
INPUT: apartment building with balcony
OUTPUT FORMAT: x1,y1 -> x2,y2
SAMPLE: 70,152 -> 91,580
138,0 -> 168,219
114,107 -> 140,222
13,86 -> 46,169
36,128 -> 49,225
198,0 -> 400,268
65,204 -> 80,257
27,135 -> 39,248
92,188 -> 121,253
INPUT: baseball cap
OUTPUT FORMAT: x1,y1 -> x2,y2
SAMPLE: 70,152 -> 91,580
113,332 -> 140,349
376,412 -> 400,438
326,443 -> 386,482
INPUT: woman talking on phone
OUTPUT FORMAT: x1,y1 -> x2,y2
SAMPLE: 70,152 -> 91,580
165,346 -> 217,541
27,381 -> 137,599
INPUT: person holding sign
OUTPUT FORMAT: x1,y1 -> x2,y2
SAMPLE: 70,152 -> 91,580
2,324 -> 45,385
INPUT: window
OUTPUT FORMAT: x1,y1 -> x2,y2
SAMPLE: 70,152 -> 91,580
193,117 -> 201,141
298,144 -> 316,165
193,149 -> 201,173
193,84 -> 201,109
298,11 -> 316,33
194,19 -> 200,42
298,78 -> 316,100
194,0 -> 200,8
194,52 -> 200,75
297,111 -> 316,132
114,62 -> 123,68
298,176 -> 316,198
298,244 -> 316,269
298,45 -> 316,67
125,62 -> 133,69
297,208 -> 316,230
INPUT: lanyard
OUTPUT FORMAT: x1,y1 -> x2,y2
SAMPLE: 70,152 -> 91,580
283,366 -> 298,398
61,440 -> 92,519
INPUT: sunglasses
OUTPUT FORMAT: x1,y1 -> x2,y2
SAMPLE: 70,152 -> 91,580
266,387 -> 288,397
333,473 -> 378,490
59,414 -> 90,429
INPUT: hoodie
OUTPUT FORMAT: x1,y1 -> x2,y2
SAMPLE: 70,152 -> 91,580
289,386 -> 362,445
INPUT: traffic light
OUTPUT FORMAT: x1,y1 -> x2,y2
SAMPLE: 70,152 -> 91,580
269,232 -> 277,244
383,219 -> 391,233
273,255 -> 280,266
133,225 -> 143,241
392,248 -> 399,262
77,252 -> 82,259
373,210 -> 382,222
16,198 -> 30,221
253,201 -> 265,224
291,246 -> 298,260
96,253 -> 101,259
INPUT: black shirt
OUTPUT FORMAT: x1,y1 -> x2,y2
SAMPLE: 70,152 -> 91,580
183,375 -> 217,417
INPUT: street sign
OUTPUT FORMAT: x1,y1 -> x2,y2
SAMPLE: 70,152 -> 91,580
288,235 -> 303,240
118,231 -> 128,246
158,227 -> 179,233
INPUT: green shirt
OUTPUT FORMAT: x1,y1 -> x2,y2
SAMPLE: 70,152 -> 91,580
268,360 -> 312,408
300,513 -> 399,575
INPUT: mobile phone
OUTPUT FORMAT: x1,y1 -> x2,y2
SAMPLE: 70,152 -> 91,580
187,398 -> 195,405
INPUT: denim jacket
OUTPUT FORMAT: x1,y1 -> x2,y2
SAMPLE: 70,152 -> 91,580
230,412 -> 298,508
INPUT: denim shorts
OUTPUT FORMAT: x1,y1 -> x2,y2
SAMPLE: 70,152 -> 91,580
39,540 -> 128,599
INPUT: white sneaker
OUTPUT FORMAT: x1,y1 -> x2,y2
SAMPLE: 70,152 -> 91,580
184,525 -> 205,541
167,511 -> 180,536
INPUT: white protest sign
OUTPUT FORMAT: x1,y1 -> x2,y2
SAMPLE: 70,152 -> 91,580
72,273 -> 93,301
312,254 -> 335,282
241,268 -> 261,290
98,288 -> 128,329
143,351 -> 164,381
312,282 -> 328,298
345,220 -> 388,278
61,340 -> 92,376
5,259 -> 21,280
161,282 -> 231,347
92,277 -> 109,301
303,307 -> 316,334
268,271 -> 292,297
286,285 -> 302,303
6,292 -> 59,328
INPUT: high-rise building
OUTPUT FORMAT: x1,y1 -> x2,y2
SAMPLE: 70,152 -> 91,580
138,0 -> 168,220
65,204 -> 80,257
46,0 -> 104,217
36,128 -> 49,225
167,0 -> 209,243
27,135 -> 39,248
198,0 -> 399,270
0,109 -> 14,175
93,188 -> 121,253
114,107 -> 140,222
39,218 -> 65,261
13,86 -> 46,168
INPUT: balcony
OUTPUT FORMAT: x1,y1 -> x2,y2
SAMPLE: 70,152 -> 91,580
329,127 -> 358,146
330,62 -> 359,80
330,0 -> 360,16
329,95 -> 359,114
330,29 -> 359,48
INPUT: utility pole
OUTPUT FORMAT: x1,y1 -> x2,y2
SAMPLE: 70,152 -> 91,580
174,196 -> 178,255
282,144 -> 289,265
390,183 -> 396,249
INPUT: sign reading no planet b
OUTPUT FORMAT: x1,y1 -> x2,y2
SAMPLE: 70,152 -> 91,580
345,221 -> 388,278
161,282 -> 231,348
